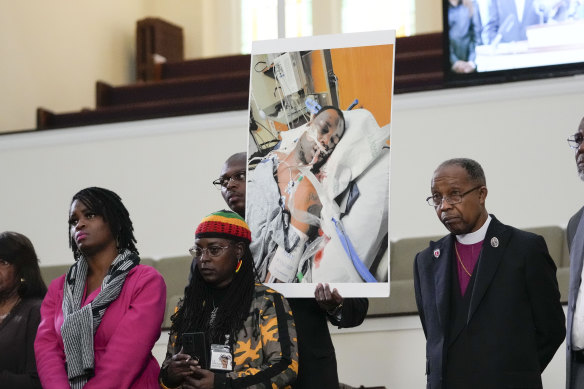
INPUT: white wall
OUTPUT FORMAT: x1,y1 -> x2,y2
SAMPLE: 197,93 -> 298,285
2,75 -> 583,263
1,74 -> 581,389
0,111 -> 247,264
389,75 -> 584,239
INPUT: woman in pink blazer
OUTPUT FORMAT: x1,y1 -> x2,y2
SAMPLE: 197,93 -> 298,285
35,187 -> 166,389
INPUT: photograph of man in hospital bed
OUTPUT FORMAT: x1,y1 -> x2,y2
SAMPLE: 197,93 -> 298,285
246,36 -> 393,292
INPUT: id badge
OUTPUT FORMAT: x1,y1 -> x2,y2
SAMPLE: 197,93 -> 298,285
210,344 -> 232,371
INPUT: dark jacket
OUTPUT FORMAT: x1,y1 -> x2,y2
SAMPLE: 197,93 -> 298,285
288,297 -> 368,389
414,215 -> 565,389
162,284 -> 298,388
566,205 -> 584,388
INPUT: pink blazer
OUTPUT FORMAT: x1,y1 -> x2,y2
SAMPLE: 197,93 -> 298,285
35,264 -> 166,389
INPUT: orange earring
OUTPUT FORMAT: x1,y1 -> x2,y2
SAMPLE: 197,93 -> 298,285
235,259 -> 242,273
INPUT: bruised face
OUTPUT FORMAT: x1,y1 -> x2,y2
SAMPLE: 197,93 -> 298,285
313,109 -> 344,153
430,164 -> 488,235
297,131 -> 319,165
299,108 -> 344,165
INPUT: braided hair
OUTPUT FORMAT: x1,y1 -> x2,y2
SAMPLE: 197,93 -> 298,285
68,187 -> 138,259
171,245 -> 257,345
170,210 -> 257,346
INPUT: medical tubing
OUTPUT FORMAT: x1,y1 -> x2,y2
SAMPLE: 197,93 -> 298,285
332,217 -> 377,283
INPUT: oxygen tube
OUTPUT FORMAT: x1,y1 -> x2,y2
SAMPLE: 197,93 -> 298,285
297,166 -> 377,283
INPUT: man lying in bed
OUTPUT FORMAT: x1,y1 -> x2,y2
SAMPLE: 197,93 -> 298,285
247,106 -> 345,283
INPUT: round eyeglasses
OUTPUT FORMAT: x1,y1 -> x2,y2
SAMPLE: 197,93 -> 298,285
568,133 -> 584,149
189,244 -> 231,259
426,186 -> 482,207
212,171 -> 246,190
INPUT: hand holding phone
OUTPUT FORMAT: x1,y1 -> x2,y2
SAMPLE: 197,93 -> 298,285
165,350 -> 197,386
182,332 -> 208,369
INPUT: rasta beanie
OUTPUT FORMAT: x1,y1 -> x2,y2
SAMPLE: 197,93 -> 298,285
195,210 -> 251,243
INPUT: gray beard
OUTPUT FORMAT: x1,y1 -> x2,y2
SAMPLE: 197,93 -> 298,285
577,155 -> 584,181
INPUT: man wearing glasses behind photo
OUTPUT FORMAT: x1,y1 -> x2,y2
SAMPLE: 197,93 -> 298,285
566,115 -> 584,389
210,151 -> 368,389
414,157 -> 565,389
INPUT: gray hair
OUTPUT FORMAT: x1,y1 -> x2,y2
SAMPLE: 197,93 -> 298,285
436,158 -> 486,186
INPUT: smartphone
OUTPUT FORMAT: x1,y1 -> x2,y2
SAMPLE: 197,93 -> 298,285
182,332 -> 208,369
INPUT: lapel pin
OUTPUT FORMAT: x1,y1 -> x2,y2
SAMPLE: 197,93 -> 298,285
490,237 -> 499,248
433,248 -> 440,258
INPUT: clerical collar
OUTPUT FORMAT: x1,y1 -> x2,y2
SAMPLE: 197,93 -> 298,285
456,215 -> 492,245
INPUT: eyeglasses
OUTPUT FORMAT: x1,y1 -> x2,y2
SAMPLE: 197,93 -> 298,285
212,171 -> 246,190
189,244 -> 231,258
426,185 -> 482,207
568,133 -> 584,149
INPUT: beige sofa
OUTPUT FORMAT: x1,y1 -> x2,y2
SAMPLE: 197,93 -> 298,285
40,226 -> 570,329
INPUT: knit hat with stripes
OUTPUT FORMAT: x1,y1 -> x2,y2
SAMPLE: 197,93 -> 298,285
195,210 -> 251,243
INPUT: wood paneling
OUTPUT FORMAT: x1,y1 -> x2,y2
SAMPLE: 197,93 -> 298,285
330,45 -> 394,127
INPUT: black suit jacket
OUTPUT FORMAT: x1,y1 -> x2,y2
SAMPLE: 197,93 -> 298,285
414,215 -> 565,389
288,297 -> 368,389
566,205 -> 584,388
567,206 -> 584,249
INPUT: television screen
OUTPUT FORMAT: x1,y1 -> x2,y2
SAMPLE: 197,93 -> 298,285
443,0 -> 584,84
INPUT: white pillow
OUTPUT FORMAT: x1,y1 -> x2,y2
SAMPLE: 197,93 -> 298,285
321,108 -> 390,199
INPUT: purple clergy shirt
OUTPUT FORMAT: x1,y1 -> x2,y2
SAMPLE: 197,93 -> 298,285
455,240 -> 483,295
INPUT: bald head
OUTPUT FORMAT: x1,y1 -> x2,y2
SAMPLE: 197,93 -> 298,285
225,152 -> 246,167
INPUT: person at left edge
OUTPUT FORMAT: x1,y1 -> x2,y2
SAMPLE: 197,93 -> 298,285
159,210 -> 298,389
0,231 -> 47,388
34,187 -> 167,389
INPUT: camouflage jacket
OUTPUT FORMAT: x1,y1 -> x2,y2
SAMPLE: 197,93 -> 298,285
162,284 -> 298,388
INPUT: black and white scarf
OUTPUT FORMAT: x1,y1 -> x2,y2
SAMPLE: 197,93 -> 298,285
61,249 -> 139,388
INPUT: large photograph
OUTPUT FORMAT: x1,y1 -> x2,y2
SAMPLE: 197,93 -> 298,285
245,31 -> 394,297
